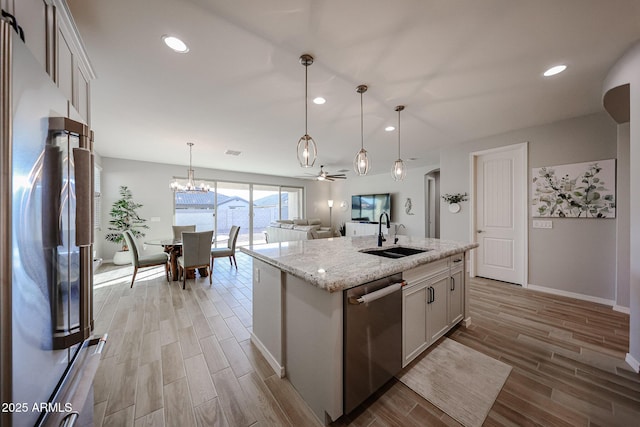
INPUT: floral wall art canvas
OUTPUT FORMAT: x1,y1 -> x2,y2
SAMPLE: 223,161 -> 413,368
532,159 -> 616,218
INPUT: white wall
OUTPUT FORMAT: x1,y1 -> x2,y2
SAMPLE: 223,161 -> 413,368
329,164 -> 441,238
440,112 -> 618,301
98,157 -> 329,261
616,123 -> 630,310
603,39 -> 640,370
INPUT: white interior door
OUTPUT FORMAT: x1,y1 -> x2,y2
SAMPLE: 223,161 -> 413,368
474,144 -> 527,285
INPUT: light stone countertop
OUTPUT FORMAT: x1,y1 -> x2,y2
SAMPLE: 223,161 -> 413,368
240,235 -> 479,292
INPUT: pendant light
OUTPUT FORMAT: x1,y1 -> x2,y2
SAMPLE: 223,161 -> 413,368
297,54 -> 317,168
170,142 -> 211,192
353,84 -> 370,175
392,105 -> 406,181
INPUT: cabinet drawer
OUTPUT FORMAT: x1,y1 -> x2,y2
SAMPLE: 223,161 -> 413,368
403,258 -> 449,285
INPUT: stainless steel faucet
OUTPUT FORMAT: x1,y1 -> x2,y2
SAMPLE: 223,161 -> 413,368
394,223 -> 406,244
378,212 -> 390,246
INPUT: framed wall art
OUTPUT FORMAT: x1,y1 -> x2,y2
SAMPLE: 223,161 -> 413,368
532,159 -> 616,218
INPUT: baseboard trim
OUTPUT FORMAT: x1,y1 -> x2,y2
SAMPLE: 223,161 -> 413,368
463,317 -> 472,328
526,284 -> 615,307
625,353 -> 640,373
250,332 -> 285,378
613,305 -> 631,314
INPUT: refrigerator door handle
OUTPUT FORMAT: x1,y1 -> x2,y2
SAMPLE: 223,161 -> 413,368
59,412 -> 79,427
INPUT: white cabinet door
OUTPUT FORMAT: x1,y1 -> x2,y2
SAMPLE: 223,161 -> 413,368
345,222 -> 389,236
402,282 -> 428,367
13,0 -> 47,70
449,268 -> 464,325
56,28 -> 73,102
427,274 -> 450,343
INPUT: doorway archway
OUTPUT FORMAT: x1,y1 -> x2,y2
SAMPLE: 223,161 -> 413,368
424,169 -> 440,238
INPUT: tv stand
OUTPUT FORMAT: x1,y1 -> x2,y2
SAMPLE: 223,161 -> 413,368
345,221 -> 390,237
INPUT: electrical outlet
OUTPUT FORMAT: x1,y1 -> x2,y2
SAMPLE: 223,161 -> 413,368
532,220 -> 553,229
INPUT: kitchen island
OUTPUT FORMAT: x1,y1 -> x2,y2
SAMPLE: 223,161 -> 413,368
240,235 -> 478,424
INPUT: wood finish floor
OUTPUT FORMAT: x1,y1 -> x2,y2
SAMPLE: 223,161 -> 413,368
92,253 -> 639,426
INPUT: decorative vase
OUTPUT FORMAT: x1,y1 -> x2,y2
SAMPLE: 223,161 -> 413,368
448,202 -> 461,213
112,250 -> 131,265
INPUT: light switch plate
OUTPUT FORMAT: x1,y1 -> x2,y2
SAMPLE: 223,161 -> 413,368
150,216 -> 161,222
533,220 -> 553,229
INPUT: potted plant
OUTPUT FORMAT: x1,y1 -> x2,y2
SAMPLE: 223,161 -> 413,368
105,186 -> 149,265
441,192 -> 468,213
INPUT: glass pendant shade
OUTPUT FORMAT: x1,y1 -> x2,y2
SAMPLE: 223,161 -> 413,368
170,142 -> 211,192
392,159 -> 406,181
297,54 -> 317,168
391,105 -> 406,181
353,84 -> 370,176
353,148 -> 370,175
297,134 -> 317,168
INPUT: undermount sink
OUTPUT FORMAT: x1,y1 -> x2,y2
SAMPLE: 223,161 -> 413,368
361,246 -> 430,259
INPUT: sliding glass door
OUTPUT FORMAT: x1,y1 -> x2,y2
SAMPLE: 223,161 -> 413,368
216,182 -> 251,247
174,182 -> 304,247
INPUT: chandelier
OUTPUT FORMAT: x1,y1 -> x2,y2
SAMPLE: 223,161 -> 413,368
170,142 -> 211,192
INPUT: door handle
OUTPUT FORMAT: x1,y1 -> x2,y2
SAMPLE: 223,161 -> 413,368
451,277 -> 455,291
477,230 -> 484,233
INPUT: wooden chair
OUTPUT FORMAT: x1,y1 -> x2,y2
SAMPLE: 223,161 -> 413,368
172,224 -> 195,240
122,230 -> 169,288
178,230 -> 214,289
211,225 -> 240,270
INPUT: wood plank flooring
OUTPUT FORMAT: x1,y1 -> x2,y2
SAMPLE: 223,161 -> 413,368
92,253 -> 639,426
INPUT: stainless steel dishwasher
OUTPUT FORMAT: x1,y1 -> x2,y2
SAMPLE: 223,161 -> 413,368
344,273 -> 404,414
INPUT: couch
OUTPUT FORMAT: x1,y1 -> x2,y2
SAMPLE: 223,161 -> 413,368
265,218 -> 335,243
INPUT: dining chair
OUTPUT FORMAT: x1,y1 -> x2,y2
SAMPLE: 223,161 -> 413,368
211,225 -> 240,270
122,230 -> 170,288
172,224 -> 196,240
178,230 -> 214,289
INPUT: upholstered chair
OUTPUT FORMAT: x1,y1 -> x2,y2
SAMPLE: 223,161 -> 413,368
177,230 -> 214,289
211,225 -> 240,270
122,230 -> 169,288
172,224 -> 196,240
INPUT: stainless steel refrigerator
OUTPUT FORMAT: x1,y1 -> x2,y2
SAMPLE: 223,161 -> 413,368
1,20 -> 102,427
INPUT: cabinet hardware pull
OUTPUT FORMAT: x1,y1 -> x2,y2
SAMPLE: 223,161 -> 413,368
453,259 -> 462,263
451,277 -> 455,291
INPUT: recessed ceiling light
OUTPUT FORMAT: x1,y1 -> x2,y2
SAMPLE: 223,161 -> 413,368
385,126 -> 395,132
162,35 -> 189,53
313,97 -> 326,105
543,64 -> 566,77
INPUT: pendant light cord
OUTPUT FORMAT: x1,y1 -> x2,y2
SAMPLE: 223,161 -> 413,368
304,64 -> 308,135
360,91 -> 364,149
397,109 -> 401,158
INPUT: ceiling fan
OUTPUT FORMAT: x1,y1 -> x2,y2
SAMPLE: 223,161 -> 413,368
306,165 -> 347,181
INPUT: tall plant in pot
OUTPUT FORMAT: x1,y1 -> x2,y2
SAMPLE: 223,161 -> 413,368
105,186 -> 149,265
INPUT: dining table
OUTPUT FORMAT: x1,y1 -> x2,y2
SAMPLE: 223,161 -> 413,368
145,238 -> 210,281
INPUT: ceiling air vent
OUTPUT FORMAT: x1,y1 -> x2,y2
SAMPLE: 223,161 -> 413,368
225,149 -> 241,156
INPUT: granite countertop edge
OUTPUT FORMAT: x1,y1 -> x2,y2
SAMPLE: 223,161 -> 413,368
240,236 -> 479,293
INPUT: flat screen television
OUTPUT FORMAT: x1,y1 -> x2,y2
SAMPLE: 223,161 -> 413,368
351,193 -> 391,223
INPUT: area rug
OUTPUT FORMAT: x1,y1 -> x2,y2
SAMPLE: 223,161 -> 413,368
396,338 -> 511,427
